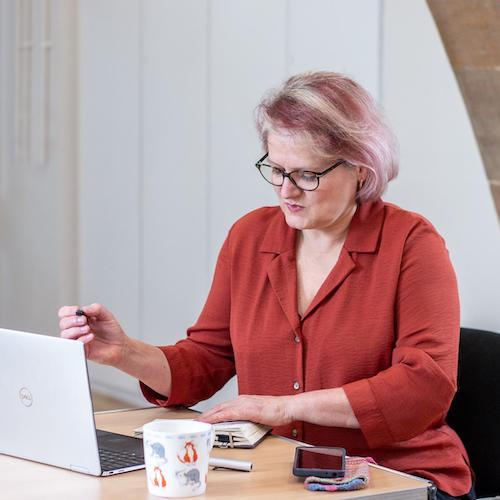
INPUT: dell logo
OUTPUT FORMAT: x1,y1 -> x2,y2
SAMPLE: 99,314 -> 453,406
19,387 -> 33,407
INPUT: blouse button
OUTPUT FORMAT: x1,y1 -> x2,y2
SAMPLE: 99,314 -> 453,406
293,381 -> 300,390
291,428 -> 298,438
294,335 -> 300,343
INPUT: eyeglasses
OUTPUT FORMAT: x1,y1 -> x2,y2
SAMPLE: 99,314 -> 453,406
255,153 -> 347,191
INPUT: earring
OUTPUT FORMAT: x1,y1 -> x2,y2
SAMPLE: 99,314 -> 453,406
357,179 -> 364,191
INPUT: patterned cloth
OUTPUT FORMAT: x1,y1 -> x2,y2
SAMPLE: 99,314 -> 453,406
304,456 -> 376,492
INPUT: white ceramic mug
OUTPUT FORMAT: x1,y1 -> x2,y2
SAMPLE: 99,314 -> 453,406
142,419 -> 214,498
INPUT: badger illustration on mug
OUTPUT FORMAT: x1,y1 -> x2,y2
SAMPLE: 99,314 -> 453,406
175,467 -> 202,490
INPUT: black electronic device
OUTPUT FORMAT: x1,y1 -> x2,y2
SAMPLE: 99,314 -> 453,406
292,446 -> 346,478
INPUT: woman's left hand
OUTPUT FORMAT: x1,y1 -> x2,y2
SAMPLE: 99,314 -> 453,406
198,394 -> 294,427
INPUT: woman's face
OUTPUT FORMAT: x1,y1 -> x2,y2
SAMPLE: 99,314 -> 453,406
267,132 -> 360,232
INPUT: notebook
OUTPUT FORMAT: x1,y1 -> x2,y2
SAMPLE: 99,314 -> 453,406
0,328 -> 145,476
212,421 -> 271,448
134,419 -> 271,448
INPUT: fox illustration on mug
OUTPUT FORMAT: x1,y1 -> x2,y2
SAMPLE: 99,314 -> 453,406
152,466 -> 167,488
177,441 -> 198,464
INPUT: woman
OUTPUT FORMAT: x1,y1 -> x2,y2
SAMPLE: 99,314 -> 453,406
59,72 -> 474,499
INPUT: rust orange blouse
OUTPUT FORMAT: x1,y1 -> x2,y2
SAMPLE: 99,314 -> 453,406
141,199 -> 472,495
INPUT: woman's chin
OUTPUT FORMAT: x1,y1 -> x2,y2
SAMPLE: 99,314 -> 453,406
283,211 -> 309,230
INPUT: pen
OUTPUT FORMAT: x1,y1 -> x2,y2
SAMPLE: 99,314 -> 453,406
209,457 -> 253,472
76,309 -> 92,343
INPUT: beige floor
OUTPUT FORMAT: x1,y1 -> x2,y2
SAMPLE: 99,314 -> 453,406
91,392 -> 130,412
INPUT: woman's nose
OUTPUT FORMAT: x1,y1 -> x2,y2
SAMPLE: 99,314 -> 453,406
280,176 -> 302,198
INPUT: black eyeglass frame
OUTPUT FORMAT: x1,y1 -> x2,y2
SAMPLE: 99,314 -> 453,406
255,153 -> 347,191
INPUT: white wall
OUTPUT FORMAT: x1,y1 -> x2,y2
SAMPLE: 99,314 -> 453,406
0,1 -> 78,335
78,0 -> 143,403
382,0 -> 500,333
77,0 -> 382,406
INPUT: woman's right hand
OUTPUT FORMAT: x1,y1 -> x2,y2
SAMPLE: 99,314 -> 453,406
58,303 -> 128,367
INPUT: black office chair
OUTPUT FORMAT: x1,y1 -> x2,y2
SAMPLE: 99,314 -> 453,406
446,327 -> 500,499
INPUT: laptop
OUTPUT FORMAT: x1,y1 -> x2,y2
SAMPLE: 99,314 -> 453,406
0,328 -> 145,476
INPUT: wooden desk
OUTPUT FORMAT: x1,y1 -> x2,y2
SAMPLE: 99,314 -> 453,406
0,407 -> 430,499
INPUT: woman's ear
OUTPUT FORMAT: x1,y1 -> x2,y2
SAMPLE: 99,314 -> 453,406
356,166 -> 368,184
356,166 -> 368,192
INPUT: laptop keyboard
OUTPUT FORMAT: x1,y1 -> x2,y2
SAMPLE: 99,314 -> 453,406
99,447 -> 144,471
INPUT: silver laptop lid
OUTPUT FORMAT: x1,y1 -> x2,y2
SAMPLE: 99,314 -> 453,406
0,328 -> 102,475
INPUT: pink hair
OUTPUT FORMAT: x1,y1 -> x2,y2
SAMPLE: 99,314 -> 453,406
255,71 -> 399,202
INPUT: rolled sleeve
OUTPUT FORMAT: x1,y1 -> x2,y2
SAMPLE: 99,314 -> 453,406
343,378 -> 394,448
